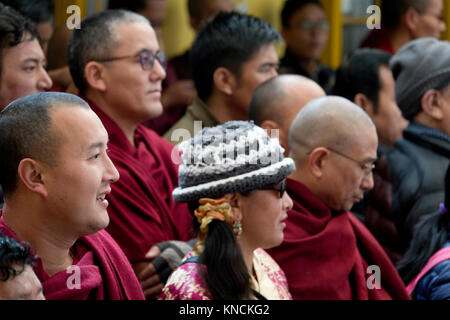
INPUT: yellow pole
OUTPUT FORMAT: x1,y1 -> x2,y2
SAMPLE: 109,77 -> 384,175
320,0 -> 342,69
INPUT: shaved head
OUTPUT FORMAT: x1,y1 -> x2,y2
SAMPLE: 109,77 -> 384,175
289,96 -> 376,161
249,74 -> 325,154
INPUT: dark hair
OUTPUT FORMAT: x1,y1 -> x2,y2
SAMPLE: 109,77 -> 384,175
107,0 -> 149,12
0,3 -> 39,78
281,0 -> 324,28
188,194 -> 260,300
333,48 -> 392,112
0,92 -> 90,195
381,0 -> 431,29
187,0 -> 204,21
0,0 -> 54,24
396,164 -> 450,285
189,11 -> 281,102
0,234 -> 36,281
249,77 -> 285,126
67,9 -> 149,94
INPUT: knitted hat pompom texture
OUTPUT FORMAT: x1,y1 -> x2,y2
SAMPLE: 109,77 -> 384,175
172,121 -> 296,202
390,37 -> 450,120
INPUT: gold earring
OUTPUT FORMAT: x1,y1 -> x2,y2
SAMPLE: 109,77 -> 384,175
233,220 -> 242,237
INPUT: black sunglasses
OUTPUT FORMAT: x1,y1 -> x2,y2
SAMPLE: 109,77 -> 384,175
260,179 -> 286,198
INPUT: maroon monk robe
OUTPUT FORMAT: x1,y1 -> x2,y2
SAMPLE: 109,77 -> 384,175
82,97 -> 193,264
0,216 -> 145,300
267,178 -> 410,300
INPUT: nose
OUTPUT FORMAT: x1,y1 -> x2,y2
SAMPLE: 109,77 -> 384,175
360,172 -> 374,191
150,58 -> 166,82
37,67 -> 53,91
282,191 -> 293,211
271,65 -> 278,78
104,153 -> 120,184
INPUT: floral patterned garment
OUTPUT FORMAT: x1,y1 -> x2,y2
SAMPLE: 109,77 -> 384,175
160,248 -> 292,300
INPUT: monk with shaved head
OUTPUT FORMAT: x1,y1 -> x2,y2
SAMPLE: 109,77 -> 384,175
267,96 -> 410,300
249,74 -> 325,156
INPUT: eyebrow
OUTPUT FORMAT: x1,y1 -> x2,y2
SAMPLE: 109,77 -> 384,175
363,157 -> 378,164
88,141 -> 106,151
22,58 -> 40,64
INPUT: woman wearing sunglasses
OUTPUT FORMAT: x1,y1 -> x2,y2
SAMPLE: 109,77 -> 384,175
160,121 -> 295,300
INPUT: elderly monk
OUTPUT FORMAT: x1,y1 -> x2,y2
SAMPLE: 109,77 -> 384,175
267,96 -> 410,300
0,92 -> 144,300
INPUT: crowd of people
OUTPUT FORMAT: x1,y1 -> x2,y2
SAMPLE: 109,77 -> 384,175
0,0 -> 449,301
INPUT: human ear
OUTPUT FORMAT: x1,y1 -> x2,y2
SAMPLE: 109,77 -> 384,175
404,7 -> 420,36
213,67 -> 235,96
421,89 -> 443,120
17,159 -> 48,197
354,93 -> 375,116
307,147 -> 329,179
84,61 -> 107,92
225,193 -> 243,222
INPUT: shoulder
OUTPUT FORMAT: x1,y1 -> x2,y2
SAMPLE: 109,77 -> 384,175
161,262 -> 212,300
163,106 -> 197,144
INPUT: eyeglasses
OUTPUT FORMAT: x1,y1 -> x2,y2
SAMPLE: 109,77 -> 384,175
295,20 -> 330,31
260,178 -> 286,198
327,147 -> 376,177
96,49 -> 166,71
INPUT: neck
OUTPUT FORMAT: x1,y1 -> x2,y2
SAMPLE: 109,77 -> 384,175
413,113 -> 448,136
85,90 -> 138,147
2,199 -> 75,276
389,26 -> 412,53
206,94 -> 247,124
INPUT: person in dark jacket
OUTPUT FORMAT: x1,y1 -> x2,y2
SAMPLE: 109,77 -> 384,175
388,37 -> 450,252
397,164 -> 450,300
333,48 -> 409,263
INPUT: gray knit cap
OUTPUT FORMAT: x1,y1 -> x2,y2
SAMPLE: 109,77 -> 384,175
390,37 -> 450,120
172,121 -> 296,203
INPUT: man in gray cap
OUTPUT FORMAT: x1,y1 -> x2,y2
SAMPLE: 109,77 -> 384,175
388,37 -> 450,254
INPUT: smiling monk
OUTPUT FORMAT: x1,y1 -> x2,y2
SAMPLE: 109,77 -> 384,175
0,92 -> 144,300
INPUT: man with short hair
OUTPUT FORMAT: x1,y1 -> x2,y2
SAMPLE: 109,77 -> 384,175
0,0 -> 54,55
0,92 -> 144,299
0,3 -> 52,110
279,0 -> 335,93
361,0 -> 446,54
248,74 -> 325,156
164,11 -> 281,145
0,3 -> 53,209
333,48 -> 409,263
267,96 -> 410,300
387,38 -> 450,250
67,10 -> 194,299
0,234 -> 44,300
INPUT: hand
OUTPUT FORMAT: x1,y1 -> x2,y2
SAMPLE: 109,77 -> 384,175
134,246 -> 164,300
135,240 -> 195,299
161,80 -> 197,109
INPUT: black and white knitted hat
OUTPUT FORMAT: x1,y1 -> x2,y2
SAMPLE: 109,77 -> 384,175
172,121 -> 296,203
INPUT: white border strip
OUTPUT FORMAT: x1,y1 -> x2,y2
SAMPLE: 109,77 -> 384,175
173,158 -> 295,198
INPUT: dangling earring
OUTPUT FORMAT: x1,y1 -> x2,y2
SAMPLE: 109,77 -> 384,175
233,220 -> 242,237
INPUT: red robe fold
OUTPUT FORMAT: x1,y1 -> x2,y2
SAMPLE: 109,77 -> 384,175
0,216 -> 144,300
82,97 -> 193,264
267,178 -> 410,300
359,27 -> 395,54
